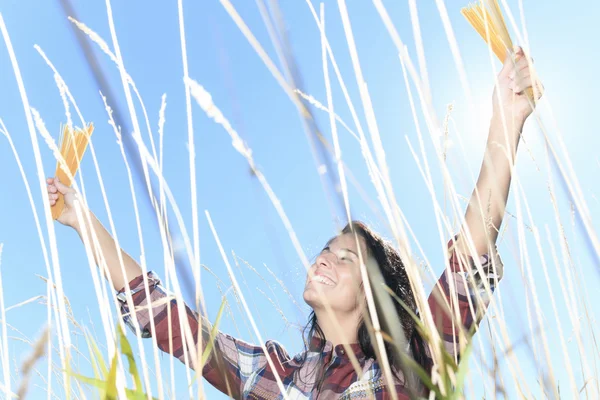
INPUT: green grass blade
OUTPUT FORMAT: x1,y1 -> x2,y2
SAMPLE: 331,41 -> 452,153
105,348 -> 118,399
202,297 -> 227,365
118,326 -> 143,393
68,371 -> 159,400
452,341 -> 473,398
125,387 -> 159,400
399,353 -> 444,399
65,371 -> 107,398
189,296 -> 227,387
84,330 -> 107,379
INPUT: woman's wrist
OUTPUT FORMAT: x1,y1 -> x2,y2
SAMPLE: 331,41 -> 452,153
71,217 -> 84,235
71,204 -> 92,234
491,111 -> 526,134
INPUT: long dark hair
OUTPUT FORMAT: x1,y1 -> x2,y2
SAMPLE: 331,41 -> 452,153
301,221 -> 430,387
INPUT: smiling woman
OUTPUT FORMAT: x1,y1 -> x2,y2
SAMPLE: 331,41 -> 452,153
45,48 -> 538,398
298,222 -> 435,395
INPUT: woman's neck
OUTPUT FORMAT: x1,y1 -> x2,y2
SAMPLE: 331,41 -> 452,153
313,309 -> 361,346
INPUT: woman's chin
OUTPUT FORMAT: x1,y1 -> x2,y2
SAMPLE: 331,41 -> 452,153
303,287 -> 320,307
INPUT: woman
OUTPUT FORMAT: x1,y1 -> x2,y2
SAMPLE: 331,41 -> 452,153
47,48 -> 540,399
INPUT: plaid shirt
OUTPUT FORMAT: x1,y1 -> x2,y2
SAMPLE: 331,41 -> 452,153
118,238 -> 503,399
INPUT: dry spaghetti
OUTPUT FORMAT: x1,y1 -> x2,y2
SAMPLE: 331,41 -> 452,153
462,0 -> 538,99
461,0 -> 513,62
51,123 -> 94,220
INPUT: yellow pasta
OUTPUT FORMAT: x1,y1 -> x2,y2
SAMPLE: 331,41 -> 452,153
462,0 -> 536,99
461,0 -> 513,62
51,123 -> 94,220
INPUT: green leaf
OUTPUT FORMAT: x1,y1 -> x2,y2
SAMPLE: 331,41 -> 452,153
189,296 -> 227,387
383,283 -> 477,399
105,347 -> 119,399
440,347 -> 459,373
84,330 -> 108,379
437,338 -> 453,396
124,387 -> 159,400
453,341 -> 473,398
383,286 -> 433,343
66,371 -> 106,398
118,326 -> 143,393
67,372 -> 158,400
70,372 -> 107,389
202,298 -> 227,365
399,353 -> 444,399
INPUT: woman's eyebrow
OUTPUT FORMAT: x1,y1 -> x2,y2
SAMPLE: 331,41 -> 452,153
321,247 -> 359,258
341,248 -> 359,257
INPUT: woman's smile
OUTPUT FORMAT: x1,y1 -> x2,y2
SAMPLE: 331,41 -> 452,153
309,273 -> 336,286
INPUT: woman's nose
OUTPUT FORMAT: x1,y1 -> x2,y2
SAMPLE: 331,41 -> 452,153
316,253 -> 334,269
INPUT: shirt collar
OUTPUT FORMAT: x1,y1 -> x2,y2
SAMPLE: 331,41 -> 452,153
308,333 -> 366,360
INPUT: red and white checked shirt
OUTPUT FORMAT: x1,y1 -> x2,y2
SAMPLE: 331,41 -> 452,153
118,237 -> 503,399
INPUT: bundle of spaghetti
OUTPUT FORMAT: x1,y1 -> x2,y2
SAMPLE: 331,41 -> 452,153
462,0 -> 536,99
51,123 -> 94,220
461,0 -> 513,62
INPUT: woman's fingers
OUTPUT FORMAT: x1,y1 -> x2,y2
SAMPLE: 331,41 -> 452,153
53,177 -> 73,195
47,177 -> 55,194
509,57 -> 531,78
46,177 -> 68,207
510,74 -> 533,94
48,192 -> 58,206
510,72 -> 532,93
499,46 -> 522,76
515,46 -> 525,56
511,74 -> 543,97
498,46 -> 542,103
502,46 -> 534,78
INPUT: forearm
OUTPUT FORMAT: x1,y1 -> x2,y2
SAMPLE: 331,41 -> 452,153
459,115 -> 523,255
74,210 -> 142,291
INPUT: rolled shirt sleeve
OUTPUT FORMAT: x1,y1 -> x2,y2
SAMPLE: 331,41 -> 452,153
427,236 -> 504,362
116,272 -> 286,398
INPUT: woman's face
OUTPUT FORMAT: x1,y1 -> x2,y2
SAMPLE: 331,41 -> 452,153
303,233 -> 368,315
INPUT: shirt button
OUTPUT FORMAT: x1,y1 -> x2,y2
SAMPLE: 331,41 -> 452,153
340,349 -> 345,355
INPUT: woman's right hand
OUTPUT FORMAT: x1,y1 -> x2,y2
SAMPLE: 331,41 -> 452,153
47,177 -> 82,229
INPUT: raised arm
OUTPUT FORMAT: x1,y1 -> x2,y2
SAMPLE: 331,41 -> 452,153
118,272 -> 281,398
426,48 -> 540,366
46,177 -> 141,291
457,46 -> 540,255
46,177 -> 285,398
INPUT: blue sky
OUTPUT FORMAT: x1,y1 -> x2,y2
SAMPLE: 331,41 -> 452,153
1,0 -> 599,398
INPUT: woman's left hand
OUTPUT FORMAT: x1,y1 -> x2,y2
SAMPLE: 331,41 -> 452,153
492,46 -> 543,128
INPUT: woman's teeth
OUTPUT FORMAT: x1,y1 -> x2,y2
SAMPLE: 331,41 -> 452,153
313,275 -> 335,286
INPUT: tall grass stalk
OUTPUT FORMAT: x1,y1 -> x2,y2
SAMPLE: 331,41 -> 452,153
0,15 -> 73,396
320,4 -> 352,226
